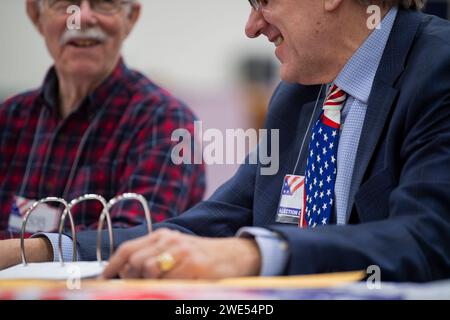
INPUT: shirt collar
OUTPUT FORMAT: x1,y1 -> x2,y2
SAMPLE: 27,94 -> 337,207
334,6 -> 398,103
39,57 -> 129,117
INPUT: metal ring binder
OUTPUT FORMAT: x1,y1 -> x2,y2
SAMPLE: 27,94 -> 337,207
59,194 -> 111,266
98,193 -> 153,263
20,197 -> 76,266
18,193 -> 151,268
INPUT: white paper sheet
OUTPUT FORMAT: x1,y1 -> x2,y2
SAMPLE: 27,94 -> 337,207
0,262 -> 106,280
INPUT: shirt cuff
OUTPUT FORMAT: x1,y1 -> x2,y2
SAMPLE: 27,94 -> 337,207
32,233 -> 79,263
236,227 -> 289,277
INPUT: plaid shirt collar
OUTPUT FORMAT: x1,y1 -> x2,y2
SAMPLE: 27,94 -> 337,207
39,57 -> 128,118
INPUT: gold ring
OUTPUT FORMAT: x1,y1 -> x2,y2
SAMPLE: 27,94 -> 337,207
156,252 -> 176,272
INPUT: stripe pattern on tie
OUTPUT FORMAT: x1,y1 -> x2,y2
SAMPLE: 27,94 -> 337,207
302,85 -> 347,228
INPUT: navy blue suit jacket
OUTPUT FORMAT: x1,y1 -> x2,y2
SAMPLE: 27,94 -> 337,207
75,9 -> 450,282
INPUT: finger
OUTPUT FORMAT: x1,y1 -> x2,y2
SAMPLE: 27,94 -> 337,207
154,244 -> 194,280
103,229 -> 177,279
142,251 -> 182,279
141,257 -> 164,279
118,263 -> 134,279
121,243 -> 165,279
122,231 -> 184,278
102,234 -> 156,279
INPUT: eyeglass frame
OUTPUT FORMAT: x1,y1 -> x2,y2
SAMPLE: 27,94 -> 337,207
42,0 -> 135,16
248,0 -> 268,11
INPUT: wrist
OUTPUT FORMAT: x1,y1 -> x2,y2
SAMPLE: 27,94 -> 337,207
26,238 -> 54,264
0,239 -> 22,270
238,238 -> 262,277
0,238 -> 53,271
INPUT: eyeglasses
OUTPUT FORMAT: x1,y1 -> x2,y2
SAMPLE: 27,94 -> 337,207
45,0 -> 133,15
248,0 -> 268,11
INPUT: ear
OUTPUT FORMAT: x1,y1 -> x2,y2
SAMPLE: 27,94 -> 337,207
323,0 -> 344,12
26,0 -> 44,35
124,2 -> 141,37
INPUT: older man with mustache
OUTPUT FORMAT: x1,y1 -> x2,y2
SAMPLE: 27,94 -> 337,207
0,0 -> 205,240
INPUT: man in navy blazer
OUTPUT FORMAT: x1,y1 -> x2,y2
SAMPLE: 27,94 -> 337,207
1,0 -> 449,282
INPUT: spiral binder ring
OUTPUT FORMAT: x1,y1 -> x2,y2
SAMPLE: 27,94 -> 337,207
20,197 -> 76,266
98,193 -> 153,263
59,194 -> 111,266
19,193 -> 151,268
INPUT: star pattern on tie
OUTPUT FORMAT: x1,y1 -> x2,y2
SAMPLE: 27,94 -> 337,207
303,85 -> 347,228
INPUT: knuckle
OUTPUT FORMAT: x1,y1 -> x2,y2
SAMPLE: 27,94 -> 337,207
154,228 -> 170,238
117,243 -> 132,256
143,260 -> 158,278
167,234 -> 182,246
128,255 -> 140,268
177,243 -> 191,258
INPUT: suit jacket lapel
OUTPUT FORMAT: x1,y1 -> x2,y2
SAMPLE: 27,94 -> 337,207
345,9 -> 424,222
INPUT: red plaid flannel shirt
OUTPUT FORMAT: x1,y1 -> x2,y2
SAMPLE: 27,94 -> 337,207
0,59 -> 205,239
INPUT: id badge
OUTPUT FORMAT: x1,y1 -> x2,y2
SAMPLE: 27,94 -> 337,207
8,196 -> 61,234
276,175 -> 306,225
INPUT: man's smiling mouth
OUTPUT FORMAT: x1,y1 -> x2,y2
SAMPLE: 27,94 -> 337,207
274,35 -> 284,47
68,39 -> 102,48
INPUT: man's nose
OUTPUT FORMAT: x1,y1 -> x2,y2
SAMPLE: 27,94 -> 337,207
245,9 -> 267,38
79,0 -> 98,27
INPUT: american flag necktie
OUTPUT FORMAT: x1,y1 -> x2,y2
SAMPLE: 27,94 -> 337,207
302,85 -> 347,228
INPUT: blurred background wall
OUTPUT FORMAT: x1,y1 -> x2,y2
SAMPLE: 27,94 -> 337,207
0,0 -> 448,198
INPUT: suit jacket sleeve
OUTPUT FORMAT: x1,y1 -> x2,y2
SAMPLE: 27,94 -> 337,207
75,159 -> 258,261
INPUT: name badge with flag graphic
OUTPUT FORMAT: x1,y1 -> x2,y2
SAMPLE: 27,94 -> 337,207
276,175 -> 306,225
8,196 -> 61,234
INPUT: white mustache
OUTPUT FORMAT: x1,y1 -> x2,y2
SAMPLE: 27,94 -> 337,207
59,27 -> 108,46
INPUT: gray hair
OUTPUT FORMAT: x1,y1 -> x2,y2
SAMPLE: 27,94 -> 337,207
358,0 -> 427,10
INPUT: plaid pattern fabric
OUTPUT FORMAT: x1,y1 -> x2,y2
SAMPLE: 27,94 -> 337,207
0,59 -> 205,239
